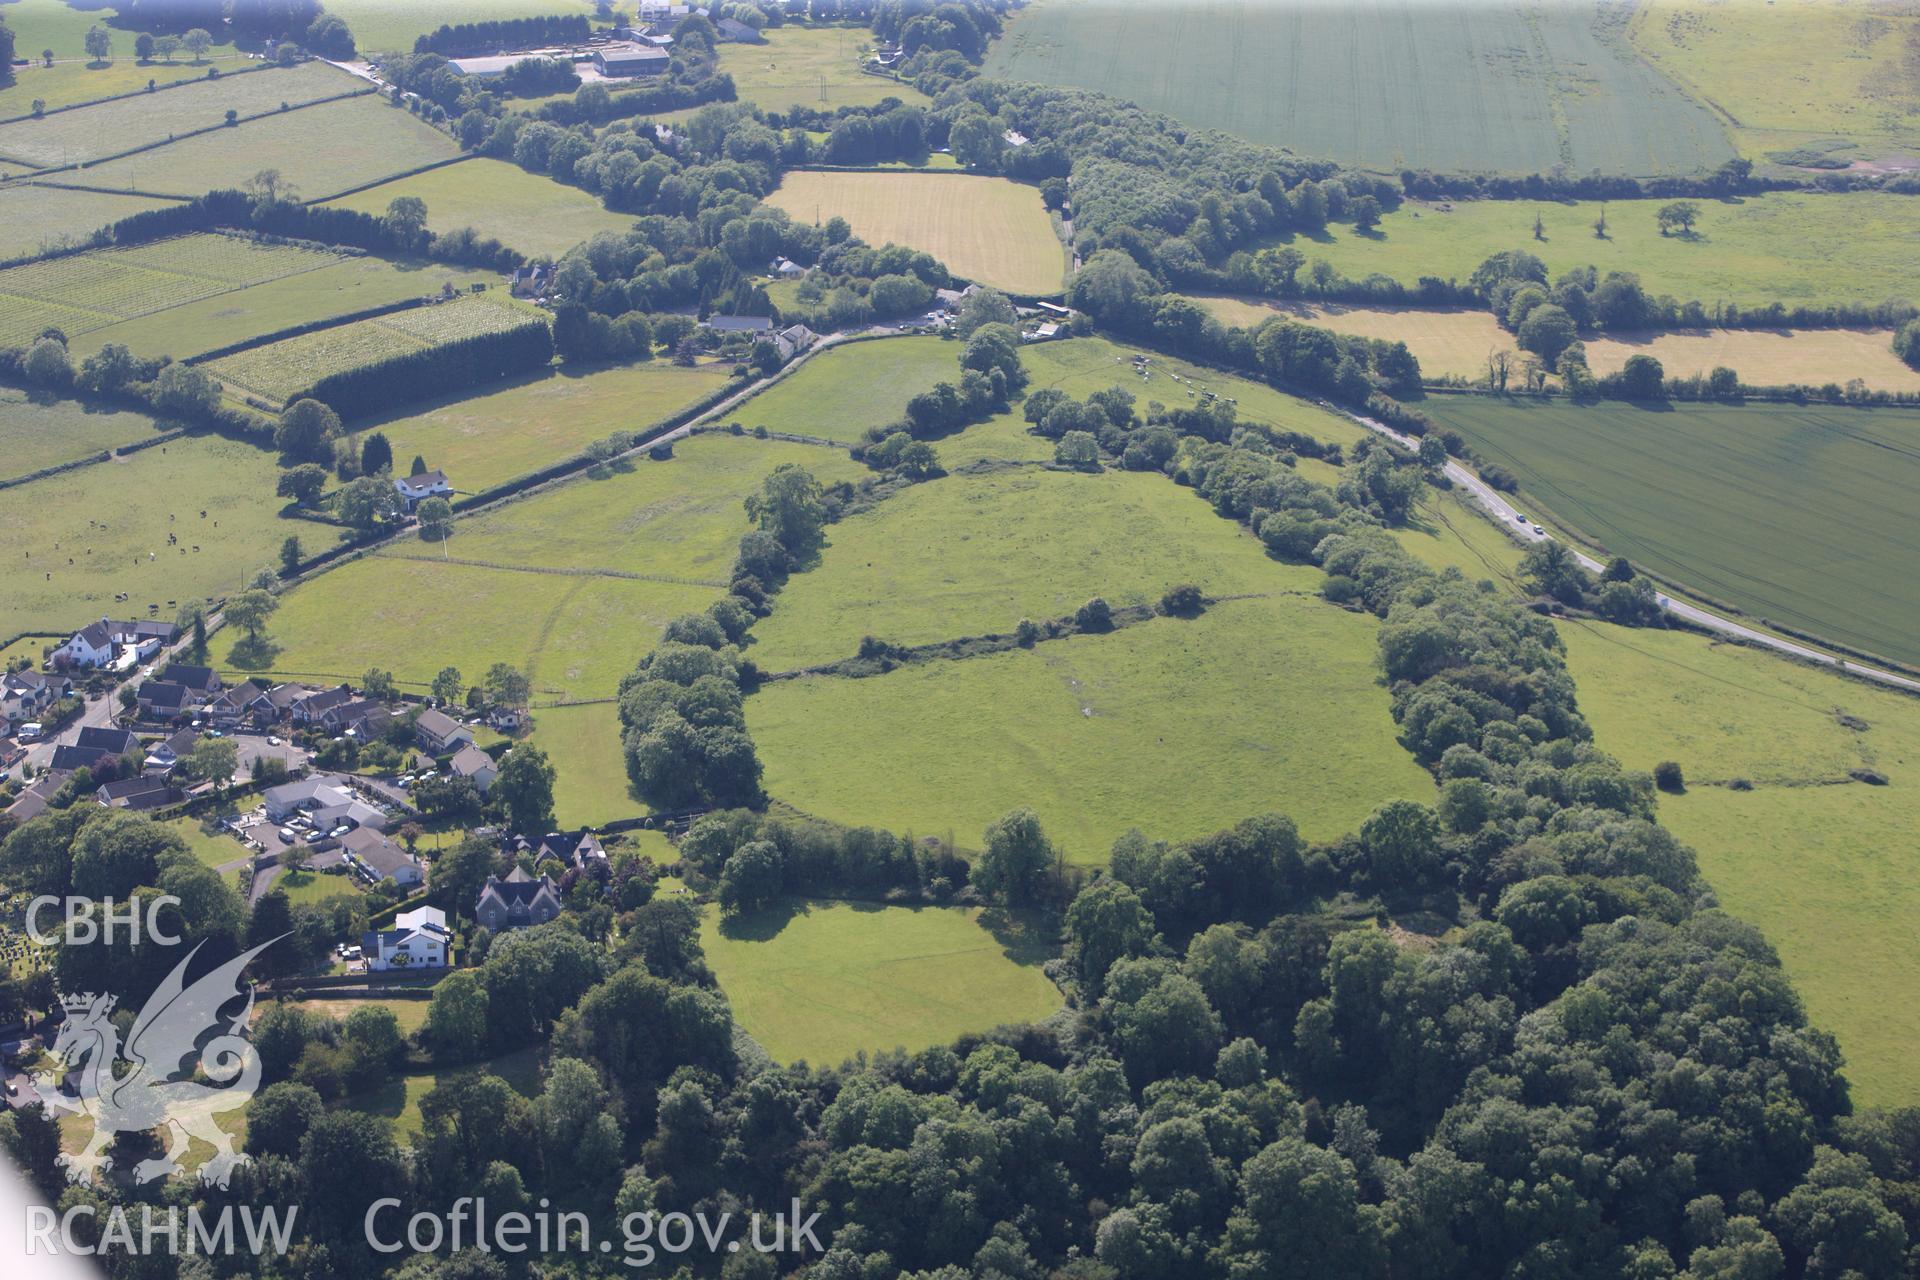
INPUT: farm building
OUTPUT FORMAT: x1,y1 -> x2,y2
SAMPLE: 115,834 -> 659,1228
594,43 -> 671,77
715,17 -> 766,43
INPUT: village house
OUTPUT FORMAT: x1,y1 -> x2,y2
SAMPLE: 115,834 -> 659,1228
529,829 -> 607,870
201,680 -> 264,729
340,826 -> 423,888
290,684 -> 355,727
51,725 -> 141,775
449,743 -> 499,793
475,867 -> 563,932
393,470 -> 453,510
136,680 -> 192,721
771,257 -> 807,278
95,775 -> 183,812
144,727 -> 200,775
7,777 -> 59,824
360,904 -> 448,971
413,707 -> 474,755
0,669 -> 68,729
769,323 -> 820,362
264,774 -> 388,830
52,619 -> 181,670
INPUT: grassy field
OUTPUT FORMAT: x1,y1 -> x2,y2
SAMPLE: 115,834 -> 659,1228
203,293 -> 539,405
0,232 -> 344,348
1275,192 -> 1920,308
1390,484 -> 1527,586
1189,296 -> 1920,390
700,899 -> 1059,1065
0,0 -> 247,116
983,0 -> 1731,175
0,182 -> 175,260
161,817 -> 247,872
718,24 -> 930,113
323,157 -> 637,260
68,256 -> 494,359
0,388 -> 168,480
728,335 -> 954,442
0,61 -> 358,168
0,431 -> 291,634
527,701 -> 634,828
75,93 -> 460,199
292,996 -> 430,1035
752,594 -> 1433,860
1560,618 -> 1920,1107
344,360 -> 734,494
1629,0 -> 1920,168
750,465 -> 1323,670
764,170 -> 1063,295
324,0 -> 597,56
1423,396 -> 1920,666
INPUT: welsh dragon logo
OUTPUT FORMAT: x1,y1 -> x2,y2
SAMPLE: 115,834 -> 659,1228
32,937 -> 279,1187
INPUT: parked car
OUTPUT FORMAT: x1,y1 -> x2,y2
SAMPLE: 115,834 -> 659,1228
303,830 -> 324,844
277,828 -> 294,843
267,735 -> 281,747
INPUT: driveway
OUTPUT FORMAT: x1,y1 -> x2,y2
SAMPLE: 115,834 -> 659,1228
226,732 -> 308,781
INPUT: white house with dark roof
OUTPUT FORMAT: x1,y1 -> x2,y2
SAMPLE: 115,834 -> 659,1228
54,619 -> 182,670
361,904 -> 447,971
393,470 -> 453,510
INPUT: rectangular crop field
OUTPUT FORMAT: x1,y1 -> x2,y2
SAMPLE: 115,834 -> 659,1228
0,432 -> 293,634
701,900 -> 1059,1066
0,389 -> 169,481
0,183 -> 176,261
982,0 -> 1732,175
726,335 -> 955,443
1191,297 -> 1510,382
1423,396 -> 1920,667
0,233 -> 343,348
764,170 -> 1064,295
76,94 -> 461,200
1273,192 -> 1920,308
344,360 -> 735,494
0,61 -> 359,168
202,294 -> 539,405
750,594 -> 1434,860
323,158 -> 638,260
717,25 -> 931,114
749,465 -> 1324,671
1560,618 -> 1920,1107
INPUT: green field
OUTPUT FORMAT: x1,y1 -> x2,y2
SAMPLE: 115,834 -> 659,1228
0,388 -> 168,480
0,232 -> 345,347
983,0 -> 1732,175
0,182 -> 175,260
0,61 -> 358,168
751,465 -> 1322,671
764,170 -> 1064,295
323,0 -> 597,57
751,594 -> 1434,860
700,899 -> 1060,1065
1560,618 -> 1920,1108
0,0 -> 247,117
161,817 -> 248,872
1424,396 -> 1920,667
1630,0 -> 1920,168
68,256 -> 494,359
343,360 -> 734,494
294,996 -> 429,1035
75,93 -> 460,200
728,335 -> 954,442
324,157 -> 637,260
718,24 -> 930,114
1279,192 -> 1920,308
0,431 -> 291,634
527,700 -> 635,828
203,293 -> 541,405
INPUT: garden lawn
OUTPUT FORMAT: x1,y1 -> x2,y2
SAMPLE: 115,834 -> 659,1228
717,24 -> 931,113
750,594 -> 1433,860
1422,396 -> 1920,667
162,817 -> 248,872
0,61 -> 358,167
0,389 -> 168,480
527,701 -> 636,828
1274,192 -> 1920,309
983,0 -> 1731,175
292,997 -> 431,1034
275,868 -> 367,905
1560,618 -> 1920,1108
0,183 -> 175,260
343,360 -> 733,494
750,465 -> 1322,671
764,170 -> 1064,295
75,93 -> 460,199
700,899 -> 1060,1066
728,335 -> 954,443
0,432 -> 291,635
323,157 -> 638,259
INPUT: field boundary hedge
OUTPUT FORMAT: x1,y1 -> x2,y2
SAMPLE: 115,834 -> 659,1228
2,423 -> 196,491
305,153 -> 474,205
0,60 -> 282,127
289,318 -> 555,418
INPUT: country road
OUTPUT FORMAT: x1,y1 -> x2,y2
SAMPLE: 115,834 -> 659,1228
1344,409 -> 1920,696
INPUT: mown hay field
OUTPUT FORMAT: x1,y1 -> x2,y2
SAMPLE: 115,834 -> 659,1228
0,389 -> 169,481
0,233 -> 343,348
1423,396 -> 1920,667
982,0 -> 1731,175
1275,192 -> 1920,308
763,170 -> 1064,295
0,183 -> 176,261
727,334 -> 956,443
751,594 -> 1434,860
1628,0 -> 1920,167
701,900 -> 1060,1067
718,25 -> 932,113
345,360 -> 736,494
0,432 -> 292,634
323,157 -> 639,260
75,94 -> 460,200
749,464 -> 1324,671
1560,618 -> 1920,1108
0,61 -> 358,168
203,293 -> 538,404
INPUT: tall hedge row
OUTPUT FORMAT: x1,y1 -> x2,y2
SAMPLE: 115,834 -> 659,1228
294,322 -> 554,419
